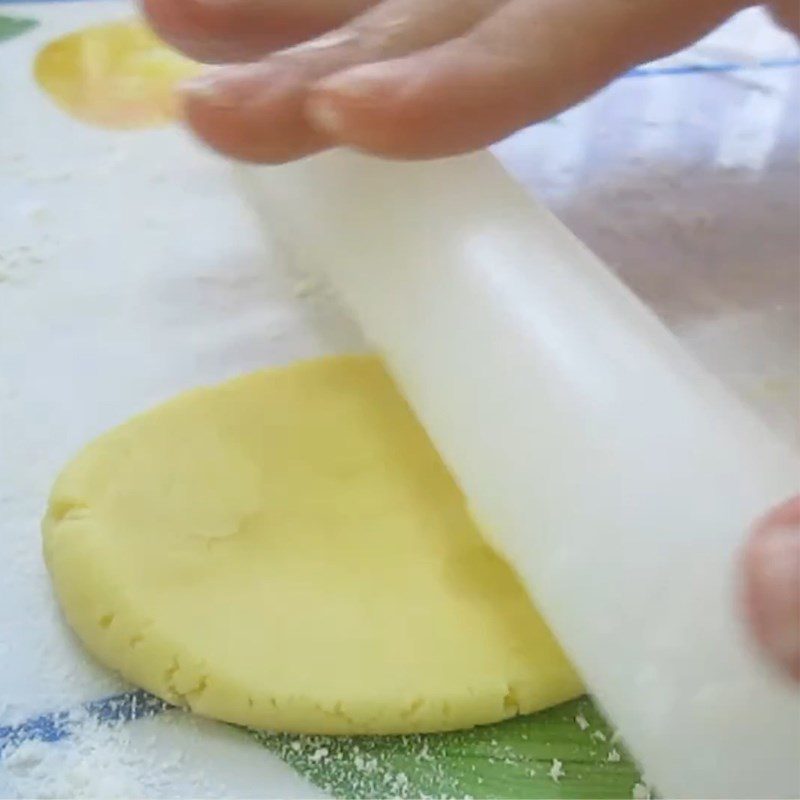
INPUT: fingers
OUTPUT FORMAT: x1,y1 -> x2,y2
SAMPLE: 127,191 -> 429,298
180,0 -> 499,162
178,0 -> 745,162
742,496 -> 800,682
308,0 -> 745,159
142,0 -> 374,63
769,0 -> 800,36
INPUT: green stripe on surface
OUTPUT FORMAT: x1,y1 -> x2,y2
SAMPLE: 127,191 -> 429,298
0,14 -> 37,43
253,696 -> 650,799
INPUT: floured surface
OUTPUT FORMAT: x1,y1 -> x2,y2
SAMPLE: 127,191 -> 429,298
43,355 -> 581,734
1,0 -> 798,797
1,703 -> 311,799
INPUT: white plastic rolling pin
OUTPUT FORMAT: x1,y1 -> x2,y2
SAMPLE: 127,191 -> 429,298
238,150 -> 800,799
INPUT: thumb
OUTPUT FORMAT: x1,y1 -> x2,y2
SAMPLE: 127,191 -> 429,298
742,495 -> 800,682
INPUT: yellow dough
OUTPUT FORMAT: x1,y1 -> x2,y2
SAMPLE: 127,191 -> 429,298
43,356 -> 582,734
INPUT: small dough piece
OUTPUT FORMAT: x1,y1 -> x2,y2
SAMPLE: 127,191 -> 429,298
44,356 -> 581,734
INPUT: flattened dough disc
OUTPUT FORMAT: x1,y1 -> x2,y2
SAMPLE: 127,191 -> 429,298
44,356 -> 581,734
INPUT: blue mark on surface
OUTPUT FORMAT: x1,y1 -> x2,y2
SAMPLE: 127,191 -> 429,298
0,691 -> 170,757
627,56 -> 800,77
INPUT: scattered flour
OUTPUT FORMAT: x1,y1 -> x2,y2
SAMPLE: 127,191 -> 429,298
632,781 -> 651,799
548,758 -> 565,783
0,709 -> 211,800
253,729 -> 467,799
574,713 -> 590,731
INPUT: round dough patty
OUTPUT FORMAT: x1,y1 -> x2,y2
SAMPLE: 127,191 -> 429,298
43,356 -> 581,734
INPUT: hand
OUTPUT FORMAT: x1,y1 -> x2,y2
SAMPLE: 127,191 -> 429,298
147,0 -> 800,682
140,0 -> 773,163
743,496 -> 800,683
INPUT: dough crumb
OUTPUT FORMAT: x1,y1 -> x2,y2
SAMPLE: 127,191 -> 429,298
607,748 -> 622,763
548,758 -> 565,782
574,713 -> 589,731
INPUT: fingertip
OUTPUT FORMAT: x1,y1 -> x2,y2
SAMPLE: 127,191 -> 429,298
754,495 -> 800,532
306,59 -> 481,160
180,65 -> 328,163
306,63 -> 391,138
305,92 -> 348,141
742,497 -> 800,683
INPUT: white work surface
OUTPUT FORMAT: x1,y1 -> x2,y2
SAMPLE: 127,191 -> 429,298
1,2 -> 798,797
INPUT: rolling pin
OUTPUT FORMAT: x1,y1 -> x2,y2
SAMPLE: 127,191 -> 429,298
237,150 -> 800,799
